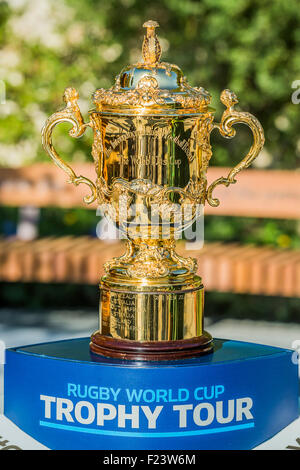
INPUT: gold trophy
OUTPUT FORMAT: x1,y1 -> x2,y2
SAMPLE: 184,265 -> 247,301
42,21 -> 264,360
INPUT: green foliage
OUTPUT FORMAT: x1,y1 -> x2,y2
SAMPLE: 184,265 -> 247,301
0,0 -> 299,168
204,216 -> 300,249
0,206 -> 98,237
0,282 -> 98,310
205,292 -> 300,323
39,207 -> 98,237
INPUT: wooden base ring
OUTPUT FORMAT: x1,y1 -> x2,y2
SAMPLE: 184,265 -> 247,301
90,331 -> 213,361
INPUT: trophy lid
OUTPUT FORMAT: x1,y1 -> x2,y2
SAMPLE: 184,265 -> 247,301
92,21 -> 211,115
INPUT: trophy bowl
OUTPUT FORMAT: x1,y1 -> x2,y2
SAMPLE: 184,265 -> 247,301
42,21 -> 264,360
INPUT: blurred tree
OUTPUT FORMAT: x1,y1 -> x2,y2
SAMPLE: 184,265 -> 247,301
0,0 -> 299,169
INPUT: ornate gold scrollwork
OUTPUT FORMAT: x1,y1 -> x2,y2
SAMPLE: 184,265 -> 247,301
93,78 -> 209,110
206,89 -> 265,207
98,177 -> 202,279
98,177 -> 205,206
41,87 -> 97,204
104,239 -> 197,280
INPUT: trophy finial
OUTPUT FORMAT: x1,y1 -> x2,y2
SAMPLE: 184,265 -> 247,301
142,20 -> 162,65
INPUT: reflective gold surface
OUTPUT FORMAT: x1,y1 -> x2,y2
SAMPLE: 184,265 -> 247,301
100,275 -> 204,342
42,21 -> 265,352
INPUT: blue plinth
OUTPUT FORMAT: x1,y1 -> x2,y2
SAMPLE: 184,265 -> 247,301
4,338 -> 299,450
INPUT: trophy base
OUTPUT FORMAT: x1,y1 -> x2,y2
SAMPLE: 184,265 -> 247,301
98,274 -> 206,345
90,331 -> 213,361
4,337 -> 299,450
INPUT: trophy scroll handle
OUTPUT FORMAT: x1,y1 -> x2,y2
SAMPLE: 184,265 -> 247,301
206,89 -> 265,207
41,87 -> 97,204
